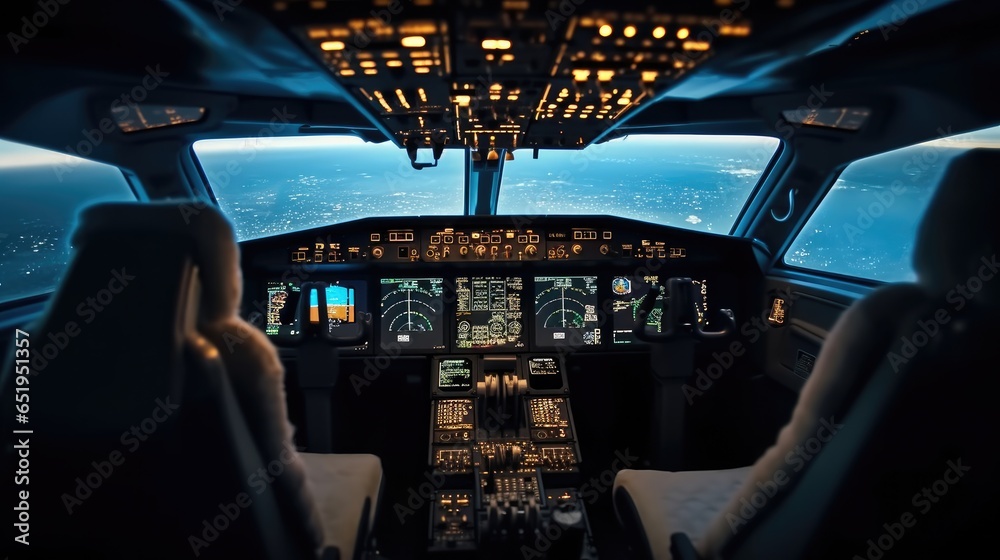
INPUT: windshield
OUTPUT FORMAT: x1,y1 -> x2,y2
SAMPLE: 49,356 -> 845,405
0,138 -> 137,303
194,136 -> 466,241
496,135 -> 780,233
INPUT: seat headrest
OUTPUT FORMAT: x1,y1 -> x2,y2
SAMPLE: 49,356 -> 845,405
72,201 -> 242,321
914,148 -> 1000,306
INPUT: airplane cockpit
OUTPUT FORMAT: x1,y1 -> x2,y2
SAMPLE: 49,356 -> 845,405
1,1 -> 999,559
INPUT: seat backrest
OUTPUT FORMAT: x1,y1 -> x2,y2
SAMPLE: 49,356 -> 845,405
697,148 -> 1000,558
1,202 -> 322,559
727,299 -> 999,559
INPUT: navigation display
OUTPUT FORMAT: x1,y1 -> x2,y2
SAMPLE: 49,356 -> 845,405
455,277 -> 525,350
610,276 -> 708,344
265,280 -> 365,338
534,276 -> 600,347
438,358 -> 473,391
380,278 -> 446,350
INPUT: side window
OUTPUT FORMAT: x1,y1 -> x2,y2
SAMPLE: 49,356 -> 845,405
784,125 -> 1000,282
0,138 -> 137,304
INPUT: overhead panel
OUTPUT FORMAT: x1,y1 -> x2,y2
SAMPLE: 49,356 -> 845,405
267,0 -> 760,150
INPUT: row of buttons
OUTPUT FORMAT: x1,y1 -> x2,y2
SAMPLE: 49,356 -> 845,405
436,399 -> 474,429
529,397 -> 569,428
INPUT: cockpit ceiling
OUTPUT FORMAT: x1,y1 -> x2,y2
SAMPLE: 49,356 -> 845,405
259,0 -> 818,151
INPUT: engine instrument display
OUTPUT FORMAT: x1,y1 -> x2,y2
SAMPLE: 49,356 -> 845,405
265,280 -> 365,339
527,357 -> 563,390
455,277 -> 525,350
380,278 -> 446,350
533,276 -> 600,347
610,276 -> 708,344
438,358 -> 474,391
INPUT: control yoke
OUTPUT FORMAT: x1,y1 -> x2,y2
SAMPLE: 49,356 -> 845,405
274,281 -> 372,347
274,281 -> 372,453
632,277 -> 736,342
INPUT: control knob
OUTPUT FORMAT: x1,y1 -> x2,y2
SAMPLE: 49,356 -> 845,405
371,246 -> 384,259
525,244 -> 538,257
459,246 -> 469,257
572,244 -> 582,255
475,245 -> 487,259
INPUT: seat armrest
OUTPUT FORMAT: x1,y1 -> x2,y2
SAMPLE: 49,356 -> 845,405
671,532 -> 703,560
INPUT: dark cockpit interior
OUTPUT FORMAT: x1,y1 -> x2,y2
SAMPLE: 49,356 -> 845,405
1,1 -> 999,559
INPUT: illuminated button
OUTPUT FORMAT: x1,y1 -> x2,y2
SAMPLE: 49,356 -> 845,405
370,233 -> 380,242
603,231 -> 612,239
517,235 -> 528,243
459,235 -> 469,244
529,234 -> 540,243
430,235 -> 441,244
443,235 -> 454,244
491,235 -> 502,244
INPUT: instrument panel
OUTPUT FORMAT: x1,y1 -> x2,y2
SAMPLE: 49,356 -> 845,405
245,216 -> 762,354
286,223 -> 689,264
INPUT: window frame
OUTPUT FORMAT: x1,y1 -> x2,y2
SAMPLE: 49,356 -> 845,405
493,133 -> 784,234
189,133 -> 471,241
776,135 -> 970,285
0,140 -> 142,307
